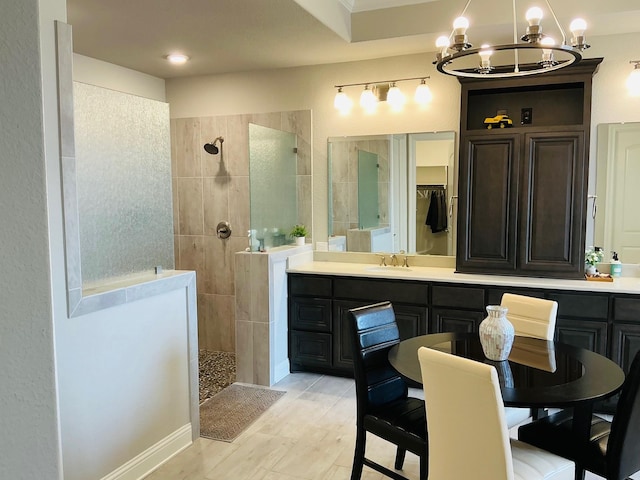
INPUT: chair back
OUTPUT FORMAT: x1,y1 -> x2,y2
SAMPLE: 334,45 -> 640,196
501,293 -> 558,341
348,302 -> 408,416
418,347 -> 513,480
607,349 -> 640,479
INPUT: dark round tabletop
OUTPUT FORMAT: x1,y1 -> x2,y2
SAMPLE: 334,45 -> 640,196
388,332 -> 625,408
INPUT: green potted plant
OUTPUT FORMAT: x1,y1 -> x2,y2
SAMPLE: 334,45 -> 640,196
585,246 -> 604,275
290,224 -> 308,246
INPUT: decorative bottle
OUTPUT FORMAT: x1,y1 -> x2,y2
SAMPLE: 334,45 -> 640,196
611,252 -> 622,278
479,305 -> 514,361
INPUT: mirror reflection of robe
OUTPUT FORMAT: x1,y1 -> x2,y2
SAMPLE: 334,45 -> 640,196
426,190 -> 447,233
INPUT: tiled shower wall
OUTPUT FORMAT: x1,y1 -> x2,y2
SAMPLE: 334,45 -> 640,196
171,111 -> 312,352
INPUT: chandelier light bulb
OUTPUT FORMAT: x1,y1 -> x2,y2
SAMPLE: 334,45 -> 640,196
540,37 -> 555,65
627,62 -> 640,97
414,80 -> 433,106
334,88 -> 353,114
436,35 -> 450,49
452,16 -> 469,35
525,7 -> 543,26
386,83 -> 406,111
569,18 -> 587,37
478,45 -> 493,63
360,85 -> 378,113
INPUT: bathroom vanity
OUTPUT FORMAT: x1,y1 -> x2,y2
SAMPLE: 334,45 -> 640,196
287,257 -> 640,403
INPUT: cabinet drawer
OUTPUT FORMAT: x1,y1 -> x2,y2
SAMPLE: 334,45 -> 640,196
333,277 -> 428,305
547,292 -> 609,319
613,297 -> 640,322
289,274 -> 332,297
290,297 -> 331,332
290,331 -> 332,368
432,285 -> 485,310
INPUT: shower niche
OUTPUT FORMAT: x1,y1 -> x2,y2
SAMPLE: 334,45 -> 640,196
248,123 -> 299,251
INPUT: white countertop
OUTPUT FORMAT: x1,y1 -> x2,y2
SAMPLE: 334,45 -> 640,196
286,260 -> 640,295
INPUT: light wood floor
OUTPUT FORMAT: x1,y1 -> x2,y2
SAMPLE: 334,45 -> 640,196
144,372 -> 637,480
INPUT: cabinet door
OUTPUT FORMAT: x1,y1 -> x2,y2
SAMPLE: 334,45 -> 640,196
457,134 -> 520,273
519,132 -> 585,277
555,319 -> 608,355
431,308 -> 485,334
612,323 -> 640,374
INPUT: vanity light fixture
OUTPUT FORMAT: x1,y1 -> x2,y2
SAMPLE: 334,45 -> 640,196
165,53 -> 190,65
433,0 -> 591,79
333,76 -> 432,114
627,61 -> 640,97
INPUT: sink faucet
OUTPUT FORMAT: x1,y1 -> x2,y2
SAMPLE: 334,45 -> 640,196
390,254 -> 398,266
376,254 -> 387,266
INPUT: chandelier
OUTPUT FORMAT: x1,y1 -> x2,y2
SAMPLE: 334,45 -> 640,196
434,0 -> 591,79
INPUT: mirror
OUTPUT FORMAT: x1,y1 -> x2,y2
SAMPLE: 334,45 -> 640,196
328,132 -> 457,255
595,122 -> 640,264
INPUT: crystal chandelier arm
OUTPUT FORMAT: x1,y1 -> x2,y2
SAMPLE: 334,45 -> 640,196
543,0 -> 567,45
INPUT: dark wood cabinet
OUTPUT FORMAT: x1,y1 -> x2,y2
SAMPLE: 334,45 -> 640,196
456,60 -> 601,278
288,272 -> 637,391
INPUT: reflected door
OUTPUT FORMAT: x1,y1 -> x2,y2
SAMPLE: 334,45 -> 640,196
358,150 -> 379,229
597,123 -> 640,263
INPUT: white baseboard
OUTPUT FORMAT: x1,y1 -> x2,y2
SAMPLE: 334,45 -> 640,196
100,424 -> 192,480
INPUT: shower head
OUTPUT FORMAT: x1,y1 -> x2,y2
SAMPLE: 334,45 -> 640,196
203,136 -> 224,155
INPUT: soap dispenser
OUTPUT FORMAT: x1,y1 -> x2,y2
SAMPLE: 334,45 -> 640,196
611,252 -> 622,278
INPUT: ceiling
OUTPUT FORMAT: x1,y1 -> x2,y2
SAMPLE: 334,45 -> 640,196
66,0 -> 640,79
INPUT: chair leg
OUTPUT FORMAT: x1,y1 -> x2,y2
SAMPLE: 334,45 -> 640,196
574,466 -> 585,480
419,452 -> 428,480
351,427 -> 366,480
394,447 -> 406,470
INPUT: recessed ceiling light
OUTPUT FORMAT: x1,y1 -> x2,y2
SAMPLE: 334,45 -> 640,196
165,53 -> 189,65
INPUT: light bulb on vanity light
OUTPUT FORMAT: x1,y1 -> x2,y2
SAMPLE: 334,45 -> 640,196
414,79 -> 433,106
334,87 -> 353,114
386,83 -> 406,111
627,61 -> 640,97
360,85 -> 378,113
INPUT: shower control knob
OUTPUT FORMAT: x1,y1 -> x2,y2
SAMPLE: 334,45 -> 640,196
216,221 -> 232,239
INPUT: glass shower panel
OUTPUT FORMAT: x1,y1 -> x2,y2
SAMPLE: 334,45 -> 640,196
249,123 -> 297,250
358,149 -> 379,229
74,82 -> 174,286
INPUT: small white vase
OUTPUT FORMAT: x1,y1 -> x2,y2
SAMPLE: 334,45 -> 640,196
295,236 -> 305,246
586,264 -> 597,275
479,305 -> 514,361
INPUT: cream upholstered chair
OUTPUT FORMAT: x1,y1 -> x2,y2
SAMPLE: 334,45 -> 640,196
418,346 -> 574,480
502,293 -> 559,427
501,293 -> 558,341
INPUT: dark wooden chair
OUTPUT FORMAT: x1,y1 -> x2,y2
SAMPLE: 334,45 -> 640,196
518,350 -> 640,480
348,301 -> 427,480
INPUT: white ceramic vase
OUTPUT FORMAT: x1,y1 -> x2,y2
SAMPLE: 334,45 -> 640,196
479,305 -> 514,361
586,264 -> 597,275
295,236 -> 305,246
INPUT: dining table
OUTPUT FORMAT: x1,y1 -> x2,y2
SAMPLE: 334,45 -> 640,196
388,332 -> 625,441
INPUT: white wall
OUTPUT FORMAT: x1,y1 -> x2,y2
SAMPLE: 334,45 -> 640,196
55,289 -> 191,480
73,54 -> 166,102
166,34 -> 640,247
0,0 -> 65,478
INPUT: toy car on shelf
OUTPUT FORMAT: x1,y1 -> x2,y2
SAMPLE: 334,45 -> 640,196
483,114 -> 513,129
